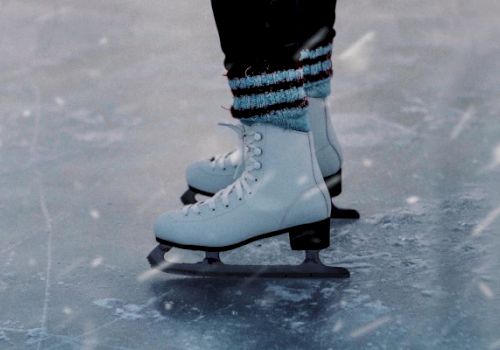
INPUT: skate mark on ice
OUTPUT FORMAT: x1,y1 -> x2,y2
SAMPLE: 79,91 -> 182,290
35,174 -> 55,350
0,236 -> 30,255
0,326 -> 131,349
43,318 -> 125,350
25,83 -> 56,350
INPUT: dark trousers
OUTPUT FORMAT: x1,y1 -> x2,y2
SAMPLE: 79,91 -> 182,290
211,0 -> 337,70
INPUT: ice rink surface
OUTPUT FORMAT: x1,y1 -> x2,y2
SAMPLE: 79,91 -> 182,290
1,0 -> 499,349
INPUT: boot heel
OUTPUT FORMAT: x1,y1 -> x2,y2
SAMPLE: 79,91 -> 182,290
289,219 -> 331,251
324,169 -> 342,198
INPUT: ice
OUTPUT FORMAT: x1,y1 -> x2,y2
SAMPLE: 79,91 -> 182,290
1,0 -> 500,349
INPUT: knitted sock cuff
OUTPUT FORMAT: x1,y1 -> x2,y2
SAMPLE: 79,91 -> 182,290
300,43 -> 333,98
227,64 -> 309,132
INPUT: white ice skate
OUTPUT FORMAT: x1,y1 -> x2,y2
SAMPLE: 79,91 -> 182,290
181,97 -> 359,219
148,123 -> 349,278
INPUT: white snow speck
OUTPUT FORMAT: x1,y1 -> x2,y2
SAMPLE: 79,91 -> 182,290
91,257 -> 103,267
338,31 -> 376,72
406,196 -> 420,205
362,158 -> 374,167
164,302 -> 173,311
99,37 -> 109,46
450,106 -> 475,140
349,316 -> 391,338
89,209 -> 100,220
472,206 -> 500,236
63,306 -> 73,315
54,97 -> 65,106
478,282 -> 494,300
333,319 -> 343,333
484,143 -> 500,171
22,109 -> 32,117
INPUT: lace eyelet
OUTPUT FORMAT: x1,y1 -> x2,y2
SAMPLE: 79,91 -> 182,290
225,205 -> 229,208
238,198 -> 242,201
254,133 -> 262,141
223,168 -> 227,171
255,178 -> 258,182
212,208 -> 216,211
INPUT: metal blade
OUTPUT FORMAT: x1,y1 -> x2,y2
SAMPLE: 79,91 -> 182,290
147,245 -> 349,279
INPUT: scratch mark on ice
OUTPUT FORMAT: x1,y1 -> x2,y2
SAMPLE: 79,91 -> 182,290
27,84 -> 55,350
35,174 -> 54,350
44,318 -> 122,350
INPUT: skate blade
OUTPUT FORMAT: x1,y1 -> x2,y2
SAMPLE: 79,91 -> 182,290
330,203 -> 360,219
147,245 -> 349,279
146,244 -> 172,268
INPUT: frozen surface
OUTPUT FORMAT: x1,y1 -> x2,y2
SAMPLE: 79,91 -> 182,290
1,0 -> 500,349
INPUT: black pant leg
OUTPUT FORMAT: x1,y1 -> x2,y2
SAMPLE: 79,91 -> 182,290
298,0 -> 337,49
211,0 -> 304,69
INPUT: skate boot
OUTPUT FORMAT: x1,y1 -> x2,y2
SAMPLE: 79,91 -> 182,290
181,97 -> 360,219
150,123 -> 349,278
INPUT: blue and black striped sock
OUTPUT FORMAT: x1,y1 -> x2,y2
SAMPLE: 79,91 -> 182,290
227,64 -> 309,132
300,43 -> 333,98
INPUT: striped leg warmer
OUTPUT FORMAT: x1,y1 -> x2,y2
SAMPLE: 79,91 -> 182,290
300,43 -> 333,98
228,65 -> 309,132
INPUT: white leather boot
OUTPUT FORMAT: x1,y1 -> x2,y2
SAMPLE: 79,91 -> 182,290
156,123 -> 332,251
181,98 -> 358,220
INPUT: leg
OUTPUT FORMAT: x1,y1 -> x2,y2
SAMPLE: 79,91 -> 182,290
211,0 -> 309,131
299,0 -> 360,219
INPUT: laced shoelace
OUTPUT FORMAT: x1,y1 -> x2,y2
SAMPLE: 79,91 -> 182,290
183,124 -> 263,216
209,123 -> 245,172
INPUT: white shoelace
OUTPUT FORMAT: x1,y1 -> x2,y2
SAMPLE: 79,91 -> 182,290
183,124 -> 263,216
209,123 -> 245,172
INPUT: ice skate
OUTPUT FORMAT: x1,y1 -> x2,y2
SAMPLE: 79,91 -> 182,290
181,97 -> 360,219
149,123 -> 349,278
